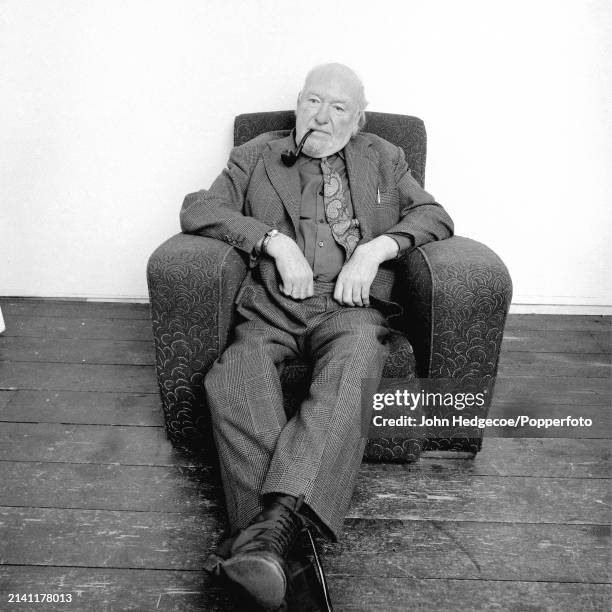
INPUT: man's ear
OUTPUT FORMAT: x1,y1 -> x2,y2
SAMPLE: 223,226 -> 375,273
294,94 -> 300,122
351,110 -> 363,136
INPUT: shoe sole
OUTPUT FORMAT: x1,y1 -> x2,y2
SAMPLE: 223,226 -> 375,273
222,553 -> 287,609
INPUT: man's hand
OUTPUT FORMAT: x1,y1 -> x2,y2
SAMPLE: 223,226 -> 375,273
334,236 -> 399,307
265,233 -> 314,300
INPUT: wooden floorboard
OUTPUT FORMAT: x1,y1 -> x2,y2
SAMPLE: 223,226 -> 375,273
2,461 -> 609,525
502,330 -> 610,353
504,314 -> 609,332
0,389 -> 162,426
0,463 -> 224,513
0,300 -> 610,611
329,578 -> 611,612
497,351 -> 611,377
0,422 -> 182,464
494,376 -> 610,404
1,508 -> 609,583
0,336 -> 155,365
0,567 -> 609,612
0,422 -> 610,475
1,299 -> 150,320
349,473 -> 611,524
0,389 -> 16,409
1,315 -> 152,341
0,362 -> 158,393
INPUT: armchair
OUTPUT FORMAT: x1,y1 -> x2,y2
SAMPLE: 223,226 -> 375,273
147,111 -> 512,462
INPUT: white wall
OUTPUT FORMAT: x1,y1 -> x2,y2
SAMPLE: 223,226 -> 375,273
1,0 -> 610,311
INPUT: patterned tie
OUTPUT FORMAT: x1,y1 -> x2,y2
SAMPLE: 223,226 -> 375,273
320,157 -> 361,259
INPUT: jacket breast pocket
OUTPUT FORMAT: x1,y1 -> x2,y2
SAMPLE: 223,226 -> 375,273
375,186 -> 400,208
372,205 -> 401,233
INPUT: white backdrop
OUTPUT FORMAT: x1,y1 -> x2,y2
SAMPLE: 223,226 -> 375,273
1,0 -> 611,312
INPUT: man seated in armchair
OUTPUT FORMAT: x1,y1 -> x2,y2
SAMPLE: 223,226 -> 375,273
180,62 -> 454,609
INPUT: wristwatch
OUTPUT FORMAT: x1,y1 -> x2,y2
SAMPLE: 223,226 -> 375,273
261,229 -> 279,254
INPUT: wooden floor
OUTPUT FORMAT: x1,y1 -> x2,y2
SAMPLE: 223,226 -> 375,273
0,299 -> 610,611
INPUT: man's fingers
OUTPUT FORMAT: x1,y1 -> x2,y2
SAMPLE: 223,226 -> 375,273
335,277 -> 361,306
333,254 -> 379,307
342,284 -> 355,306
280,272 -> 314,300
273,242 -> 314,301
334,280 -> 344,303
362,285 -> 370,307
306,279 -> 314,298
298,274 -> 313,299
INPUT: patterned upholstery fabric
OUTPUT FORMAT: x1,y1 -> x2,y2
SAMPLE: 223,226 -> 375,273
147,111 -> 512,461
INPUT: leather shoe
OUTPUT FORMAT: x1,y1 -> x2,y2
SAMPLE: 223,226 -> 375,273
221,494 -> 305,609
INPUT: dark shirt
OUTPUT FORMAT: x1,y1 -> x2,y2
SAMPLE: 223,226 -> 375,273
295,150 -> 413,283
295,152 -> 351,282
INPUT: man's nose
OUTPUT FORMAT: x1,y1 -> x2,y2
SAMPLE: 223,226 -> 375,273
314,104 -> 330,124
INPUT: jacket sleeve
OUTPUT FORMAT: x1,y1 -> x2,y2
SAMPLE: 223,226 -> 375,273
180,144 -> 272,256
383,146 -> 454,254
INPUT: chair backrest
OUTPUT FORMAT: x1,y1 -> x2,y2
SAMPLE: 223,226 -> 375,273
234,111 -> 428,186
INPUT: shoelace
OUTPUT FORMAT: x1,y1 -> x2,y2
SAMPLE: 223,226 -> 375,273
236,509 -> 303,557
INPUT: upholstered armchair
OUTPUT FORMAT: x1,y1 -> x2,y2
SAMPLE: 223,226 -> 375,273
147,111 -> 512,462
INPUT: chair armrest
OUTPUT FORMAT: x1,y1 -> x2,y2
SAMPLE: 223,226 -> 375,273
396,236 -> 512,381
394,236 -> 512,452
146,233 -> 247,448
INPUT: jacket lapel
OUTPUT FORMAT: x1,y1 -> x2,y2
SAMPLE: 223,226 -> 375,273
263,135 -> 302,235
345,135 -> 379,241
262,132 -> 379,240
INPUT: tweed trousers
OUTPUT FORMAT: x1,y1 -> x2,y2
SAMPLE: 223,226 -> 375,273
204,283 -> 391,541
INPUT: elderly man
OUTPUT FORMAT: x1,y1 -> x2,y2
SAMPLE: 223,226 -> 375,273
180,63 -> 453,608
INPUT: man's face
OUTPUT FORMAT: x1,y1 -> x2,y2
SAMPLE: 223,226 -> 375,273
295,68 -> 361,159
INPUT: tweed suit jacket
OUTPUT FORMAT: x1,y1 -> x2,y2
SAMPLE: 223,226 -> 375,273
180,130 -> 454,312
